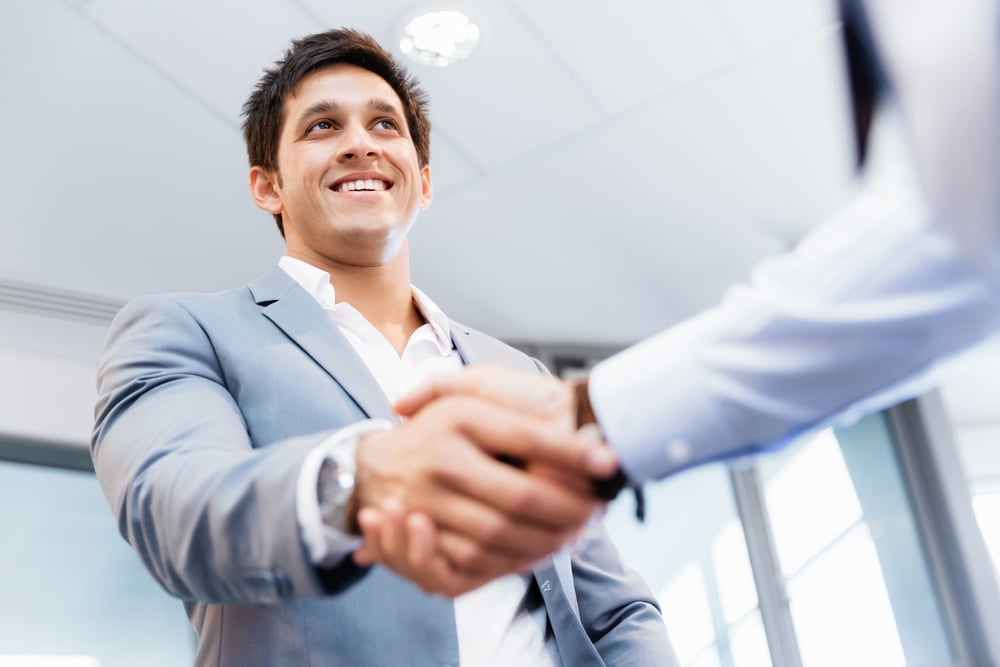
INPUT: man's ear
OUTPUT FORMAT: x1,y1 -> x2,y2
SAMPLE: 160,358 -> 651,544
420,164 -> 433,209
249,166 -> 284,215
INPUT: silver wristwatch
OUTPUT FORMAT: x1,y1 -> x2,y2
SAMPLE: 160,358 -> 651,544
316,437 -> 359,534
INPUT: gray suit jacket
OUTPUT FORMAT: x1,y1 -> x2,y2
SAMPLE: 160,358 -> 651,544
92,267 -> 676,666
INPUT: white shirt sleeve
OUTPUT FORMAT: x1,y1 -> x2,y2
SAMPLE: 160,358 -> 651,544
591,171 -> 1000,483
863,0 -> 1000,265
296,419 -> 393,565
589,0 -> 1000,484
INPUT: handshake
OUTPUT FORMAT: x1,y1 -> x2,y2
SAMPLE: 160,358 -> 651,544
346,366 -> 623,597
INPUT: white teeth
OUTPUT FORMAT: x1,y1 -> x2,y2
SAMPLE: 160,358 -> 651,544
336,178 -> 387,192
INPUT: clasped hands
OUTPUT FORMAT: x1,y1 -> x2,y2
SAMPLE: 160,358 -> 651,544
348,366 -> 616,598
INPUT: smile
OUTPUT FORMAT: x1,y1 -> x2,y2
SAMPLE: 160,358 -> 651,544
333,178 -> 390,193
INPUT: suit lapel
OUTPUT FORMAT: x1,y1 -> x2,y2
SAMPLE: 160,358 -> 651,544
534,560 -> 604,666
449,319 -> 514,367
449,320 -> 477,366
248,267 -> 395,421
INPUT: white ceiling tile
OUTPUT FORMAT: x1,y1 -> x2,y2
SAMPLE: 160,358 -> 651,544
1,0 -> 281,299
509,0 -> 743,115
81,0 -> 322,124
290,0 -> 419,44
706,25 -> 858,242
297,0 -> 605,169
411,29 -> 856,343
718,0 -> 839,51
426,129 -> 480,194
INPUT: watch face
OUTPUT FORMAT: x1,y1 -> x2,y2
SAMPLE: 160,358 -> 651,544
334,469 -> 355,491
318,450 -> 357,532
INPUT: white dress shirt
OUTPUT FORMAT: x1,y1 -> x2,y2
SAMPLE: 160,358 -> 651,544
590,0 -> 1000,483
284,257 -> 556,667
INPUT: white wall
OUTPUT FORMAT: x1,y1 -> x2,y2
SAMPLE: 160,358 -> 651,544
0,309 -> 107,447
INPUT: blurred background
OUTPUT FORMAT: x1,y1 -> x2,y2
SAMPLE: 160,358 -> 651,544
1,1 -> 997,665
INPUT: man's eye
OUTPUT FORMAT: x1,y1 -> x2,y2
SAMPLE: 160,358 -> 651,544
375,119 -> 398,131
308,120 -> 333,132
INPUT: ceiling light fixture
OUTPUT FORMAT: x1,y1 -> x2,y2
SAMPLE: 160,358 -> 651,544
399,10 -> 480,67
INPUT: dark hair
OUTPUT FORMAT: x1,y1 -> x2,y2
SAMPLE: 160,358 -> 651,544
241,28 -> 431,236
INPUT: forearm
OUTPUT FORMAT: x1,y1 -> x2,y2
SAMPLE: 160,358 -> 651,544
592,174 -> 1000,483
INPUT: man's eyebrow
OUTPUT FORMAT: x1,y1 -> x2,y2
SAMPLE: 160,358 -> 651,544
296,99 -> 338,127
368,98 -> 402,116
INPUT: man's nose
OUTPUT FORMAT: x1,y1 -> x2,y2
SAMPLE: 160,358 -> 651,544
338,124 -> 381,161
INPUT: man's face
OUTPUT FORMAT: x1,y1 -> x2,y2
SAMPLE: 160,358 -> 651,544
254,63 -> 432,267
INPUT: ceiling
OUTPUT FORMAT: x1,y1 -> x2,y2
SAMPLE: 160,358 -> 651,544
3,0 -> 858,359
6,0 -> 1000,488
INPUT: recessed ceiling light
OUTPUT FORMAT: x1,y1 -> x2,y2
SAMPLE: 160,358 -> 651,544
399,10 -> 480,68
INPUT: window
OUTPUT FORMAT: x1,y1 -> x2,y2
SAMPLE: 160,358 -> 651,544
0,461 -> 194,666
760,419 -> 953,666
970,484 -> 1000,580
603,415 -> 960,667
605,464 -> 772,667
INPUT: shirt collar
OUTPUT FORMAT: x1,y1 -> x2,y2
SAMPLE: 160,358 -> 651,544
277,256 -> 454,355
410,285 -> 454,355
278,256 -> 337,309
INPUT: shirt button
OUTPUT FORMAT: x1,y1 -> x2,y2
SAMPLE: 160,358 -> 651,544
665,439 -> 692,464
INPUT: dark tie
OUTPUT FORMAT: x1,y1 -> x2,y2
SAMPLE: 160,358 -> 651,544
838,0 -> 889,166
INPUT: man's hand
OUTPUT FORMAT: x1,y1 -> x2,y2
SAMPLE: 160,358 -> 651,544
352,366 -> 618,597
348,383 -> 615,597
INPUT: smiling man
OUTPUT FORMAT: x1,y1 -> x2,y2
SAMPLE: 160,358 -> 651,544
90,28 -> 675,667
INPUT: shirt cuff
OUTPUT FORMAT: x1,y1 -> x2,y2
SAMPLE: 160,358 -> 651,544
296,419 -> 394,566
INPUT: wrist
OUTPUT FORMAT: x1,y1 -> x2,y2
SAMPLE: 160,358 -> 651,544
316,423 -> 397,536
571,376 -> 599,430
571,377 -> 644,520
571,377 -> 622,497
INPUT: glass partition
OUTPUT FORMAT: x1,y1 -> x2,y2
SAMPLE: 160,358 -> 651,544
604,413 -> 959,667
0,461 -> 194,666
760,416 -> 954,666
605,463 -> 773,667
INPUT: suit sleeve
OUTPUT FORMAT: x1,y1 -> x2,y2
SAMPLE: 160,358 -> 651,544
571,518 -> 679,666
91,295 -> 365,605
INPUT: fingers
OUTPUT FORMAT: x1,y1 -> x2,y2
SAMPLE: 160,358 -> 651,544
395,366 -> 572,423
392,505 -> 534,579
419,475 -> 584,559
435,529 -> 542,577
397,369 -> 619,481
444,396 -> 617,479
356,503 -> 500,598
367,450 -> 586,560
404,510 -> 437,568
352,507 -> 381,566
431,444 -> 596,532
526,461 -> 595,496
